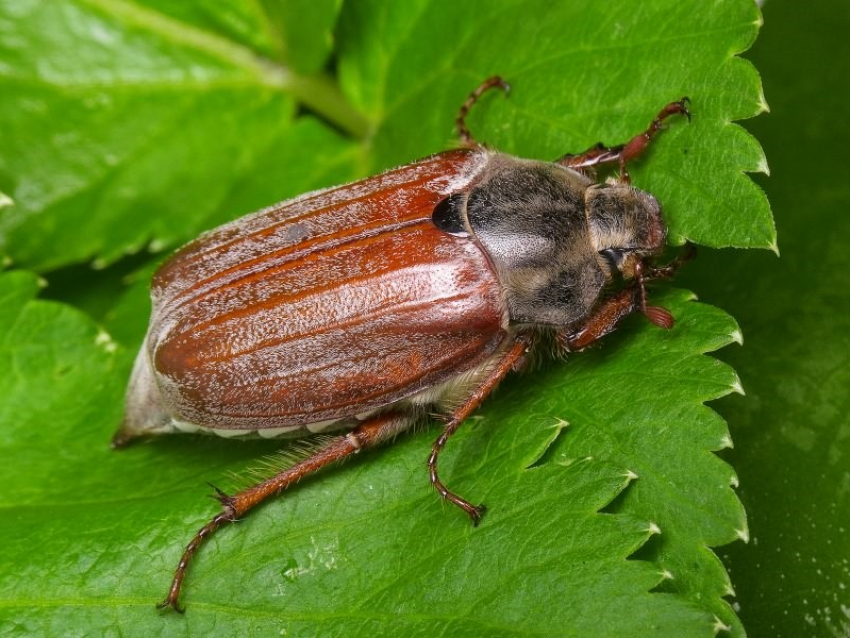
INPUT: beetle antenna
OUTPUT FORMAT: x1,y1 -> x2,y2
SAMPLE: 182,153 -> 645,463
456,76 -> 510,146
643,305 -> 675,329
634,260 -> 675,330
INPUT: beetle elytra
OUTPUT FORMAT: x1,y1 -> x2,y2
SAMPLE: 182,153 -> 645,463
115,77 -> 692,611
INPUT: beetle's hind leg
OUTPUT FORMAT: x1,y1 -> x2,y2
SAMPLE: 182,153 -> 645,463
427,335 -> 532,525
558,98 -> 690,182
158,412 -> 414,613
456,76 -> 511,146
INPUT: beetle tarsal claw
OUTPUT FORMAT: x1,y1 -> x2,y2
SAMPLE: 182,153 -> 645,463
470,504 -> 487,527
679,96 -> 692,121
156,597 -> 184,614
206,482 -> 229,499
207,483 -> 237,511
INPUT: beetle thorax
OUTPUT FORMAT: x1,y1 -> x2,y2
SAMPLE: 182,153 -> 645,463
461,155 -> 607,328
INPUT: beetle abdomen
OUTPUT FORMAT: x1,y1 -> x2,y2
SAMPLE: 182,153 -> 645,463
124,150 -> 508,437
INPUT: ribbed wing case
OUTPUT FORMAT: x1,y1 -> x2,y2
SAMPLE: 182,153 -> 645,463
143,150 -> 507,430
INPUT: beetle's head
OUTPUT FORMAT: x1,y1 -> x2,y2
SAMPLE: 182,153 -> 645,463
584,181 -> 666,281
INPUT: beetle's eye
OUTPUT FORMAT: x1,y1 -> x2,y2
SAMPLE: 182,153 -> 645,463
599,248 -> 624,272
432,193 -> 469,237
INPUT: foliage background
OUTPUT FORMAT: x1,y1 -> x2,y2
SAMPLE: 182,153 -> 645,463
0,0 -> 845,637
680,2 -> 850,636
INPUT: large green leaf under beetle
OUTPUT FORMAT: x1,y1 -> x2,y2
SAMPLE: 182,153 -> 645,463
0,1 -> 769,636
0,273 -> 741,636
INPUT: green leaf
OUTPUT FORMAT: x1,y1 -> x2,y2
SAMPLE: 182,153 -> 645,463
260,0 -> 343,74
0,270 -> 121,527
0,274 -> 738,636
112,0 -> 283,58
0,0 -> 360,270
0,1 -> 770,636
1,0 -> 770,272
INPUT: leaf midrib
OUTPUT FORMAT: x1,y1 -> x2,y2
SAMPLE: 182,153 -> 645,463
77,0 -> 285,86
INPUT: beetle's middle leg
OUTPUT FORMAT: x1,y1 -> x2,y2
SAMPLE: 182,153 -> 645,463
558,98 -> 690,182
427,334 -> 532,525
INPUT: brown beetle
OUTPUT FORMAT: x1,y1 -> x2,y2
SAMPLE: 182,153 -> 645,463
115,77 -> 691,611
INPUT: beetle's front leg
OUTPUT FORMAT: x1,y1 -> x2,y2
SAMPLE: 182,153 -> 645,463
558,98 -> 690,182
558,285 -> 641,353
558,281 -> 674,353
557,141 -> 622,173
427,334 -> 532,525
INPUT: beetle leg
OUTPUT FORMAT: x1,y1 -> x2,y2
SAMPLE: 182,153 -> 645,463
427,334 -> 532,526
456,76 -> 511,146
558,243 -> 695,353
558,285 -> 643,353
557,279 -> 673,353
558,141 -> 623,171
158,411 -> 413,613
557,98 -> 690,182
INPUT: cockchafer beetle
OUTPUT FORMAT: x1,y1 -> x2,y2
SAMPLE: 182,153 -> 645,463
114,77 -> 692,612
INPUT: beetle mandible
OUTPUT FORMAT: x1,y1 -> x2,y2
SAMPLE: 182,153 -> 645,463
114,77 -> 692,612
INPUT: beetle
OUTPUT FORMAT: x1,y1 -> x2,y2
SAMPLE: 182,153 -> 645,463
114,77 -> 692,612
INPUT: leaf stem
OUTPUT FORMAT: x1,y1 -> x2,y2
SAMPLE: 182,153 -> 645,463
281,71 -> 370,140
81,0 -> 369,140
